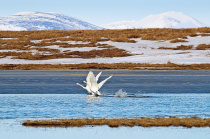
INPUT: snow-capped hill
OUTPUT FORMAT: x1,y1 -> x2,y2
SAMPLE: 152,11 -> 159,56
0,12 -> 102,31
102,11 -> 206,29
101,20 -> 136,29
138,11 -> 205,28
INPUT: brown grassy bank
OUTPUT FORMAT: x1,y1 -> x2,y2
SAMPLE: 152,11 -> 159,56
22,117 -> 210,128
0,63 -> 210,70
196,44 -> 210,50
0,47 -> 131,60
159,45 -> 194,50
1,28 -> 209,69
1,28 -> 210,43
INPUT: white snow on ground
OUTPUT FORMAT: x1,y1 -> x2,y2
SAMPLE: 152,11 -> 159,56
30,40 -> 104,52
0,49 -> 50,56
30,39 -> 90,45
30,40 -> 43,43
54,40 -> 89,44
43,45 -> 105,52
0,38 -> 17,40
0,36 -> 209,65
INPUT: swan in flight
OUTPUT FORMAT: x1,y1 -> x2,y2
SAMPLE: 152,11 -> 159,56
86,71 -> 112,96
76,71 -> 102,95
76,71 -> 112,96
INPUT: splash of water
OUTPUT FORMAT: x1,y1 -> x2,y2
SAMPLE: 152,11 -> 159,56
114,89 -> 127,97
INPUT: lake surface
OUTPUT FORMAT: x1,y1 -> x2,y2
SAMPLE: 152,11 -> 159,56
0,70 -> 210,139
0,70 -> 210,94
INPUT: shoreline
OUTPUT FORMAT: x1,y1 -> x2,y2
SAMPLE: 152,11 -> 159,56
22,117 -> 210,128
0,63 -> 210,70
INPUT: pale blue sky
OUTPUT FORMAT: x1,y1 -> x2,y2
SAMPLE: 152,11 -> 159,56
1,0 -> 210,26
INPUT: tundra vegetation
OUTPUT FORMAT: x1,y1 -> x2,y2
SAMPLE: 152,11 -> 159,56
22,117 -> 210,128
0,28 -> 210,70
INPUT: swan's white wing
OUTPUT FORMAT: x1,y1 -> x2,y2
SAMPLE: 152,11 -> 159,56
86,71 -> 92,89
86,84 -> 92,93
96,71 -> 102,82
98,75 -> 112,89
89,72 -> 98,93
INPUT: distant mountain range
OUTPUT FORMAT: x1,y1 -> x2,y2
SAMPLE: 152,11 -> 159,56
101,11 -> 206,29
0,12 -> 102,31
0,11 -> 207,31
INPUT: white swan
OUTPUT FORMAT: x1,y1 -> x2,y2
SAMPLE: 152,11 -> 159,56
76,71 -> 102,95
76,71 -> 112,96
83,71 -> 101,83
86,71 -> 112,96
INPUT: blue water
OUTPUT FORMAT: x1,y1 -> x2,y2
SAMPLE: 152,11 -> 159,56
0,93 -> 209,119
0,70 -> 210,139
0,70 -> 210,119
0,70 -> 210,94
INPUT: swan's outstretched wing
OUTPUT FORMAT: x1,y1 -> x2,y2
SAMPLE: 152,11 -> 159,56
86,71 -> 92,89
89,71 -> 98,93
98,75 -> 112,89
96,71 -> 102,82
85,84 -> 92,93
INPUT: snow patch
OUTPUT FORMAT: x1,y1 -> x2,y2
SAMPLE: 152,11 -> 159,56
43,45 -> 104,52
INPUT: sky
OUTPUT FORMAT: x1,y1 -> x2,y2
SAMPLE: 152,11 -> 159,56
1,0 -> 210,26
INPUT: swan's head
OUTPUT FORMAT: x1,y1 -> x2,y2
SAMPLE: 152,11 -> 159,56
76,83 -> 79,85
83,81 -> 87,84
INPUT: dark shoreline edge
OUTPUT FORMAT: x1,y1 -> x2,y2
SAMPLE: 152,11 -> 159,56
22,117 -> 210,128
0,63 -> 210,70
